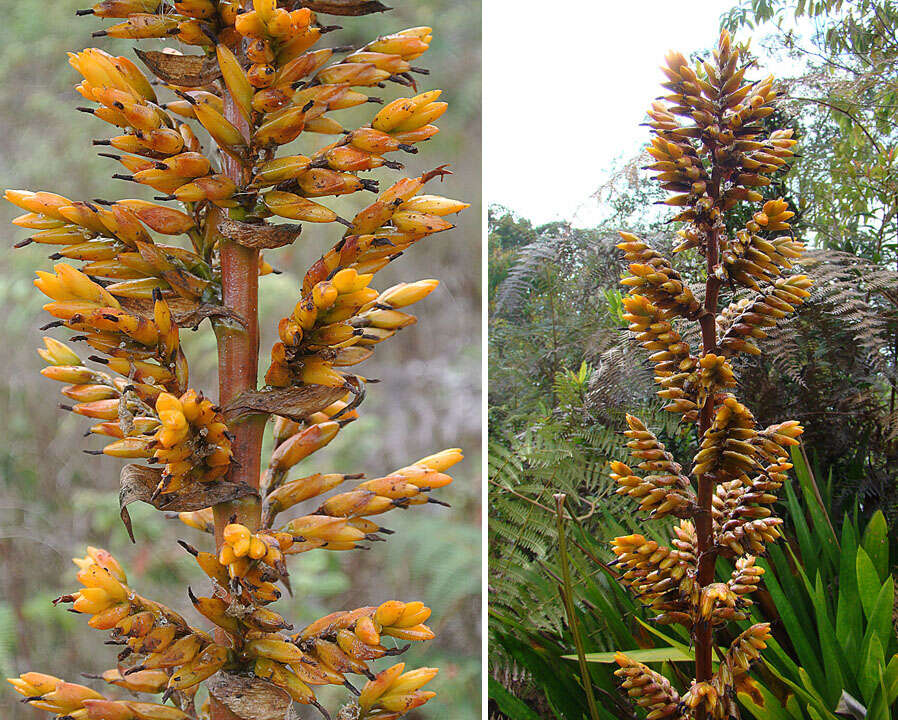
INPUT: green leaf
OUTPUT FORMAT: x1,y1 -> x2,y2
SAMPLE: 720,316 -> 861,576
567,647 -> 693,664
738,684 -> 799,720
836,516 -> 862,658
791,445 -> 839,570
488,677 -> 543,720
862,510 -> 889,582
874,576 -> 895,650
811,571 -> 847,704
634,617 -> 694,657
859,578 -> 895,676
784,694 -> 805,720
762,661 -> 837,719
785,465 -> 818,578
758,555 -> 826,690
868,676 -> 891,720
859,634 -> 885,702
884,654 -> 898,706
856,547 -> 880,620
798,667 -> 837,713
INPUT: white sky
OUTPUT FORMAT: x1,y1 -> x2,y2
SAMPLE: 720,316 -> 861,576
483,0 -> 759,227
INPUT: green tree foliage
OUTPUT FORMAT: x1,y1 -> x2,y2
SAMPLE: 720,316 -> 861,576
720,0 -> 898,514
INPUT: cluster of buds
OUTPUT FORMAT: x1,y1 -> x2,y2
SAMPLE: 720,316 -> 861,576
726,556 -> 764,608
620,293 -> 699,419
38,337 -> 160,449
611,414 -> 695,517
713,473 -> 783,557
33,266 -> 185,392
6,183 -> 209,304
217,448 -> 460,559
610,531 -> 696,619
149,391 -> 232,495
31,266 -> 203,480
613,654 -> 683,720
55,548 -> 229,700
9,671 -> 193,720
709,420 -> 802,558
310,449 -> 459,520
618,232 -> 701,318
37,325 -> 231,500
265,266 -> 443,388
179,539 -> 282,607
682,624 -> 771,720
716,274 -> 812,356
692,396 -> 756,480
358,663 -> 439,720
607,30 -> 809,719
723,199 -> 805,290
219,522 -> 287,576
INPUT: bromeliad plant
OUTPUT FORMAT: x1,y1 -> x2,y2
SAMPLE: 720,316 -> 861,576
5,2 -> 467,719
607,30 -> 809,720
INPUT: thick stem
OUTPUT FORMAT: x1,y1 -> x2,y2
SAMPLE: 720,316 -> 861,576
209,34 -> 266,720
693,167 -> 723,718
211,79 -> 264,544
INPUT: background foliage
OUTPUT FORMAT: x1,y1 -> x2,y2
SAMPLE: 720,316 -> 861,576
488,1 -> 898,717
0,1 -> 482,718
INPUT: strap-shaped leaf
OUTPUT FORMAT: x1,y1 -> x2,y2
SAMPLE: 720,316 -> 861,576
565,646 -> 693,663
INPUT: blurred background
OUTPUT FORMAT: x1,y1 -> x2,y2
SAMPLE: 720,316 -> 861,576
0,1 -> 481,718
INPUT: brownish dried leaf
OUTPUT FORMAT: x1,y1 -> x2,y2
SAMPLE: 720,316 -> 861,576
294,0 -> 390,15
134,49 -> 222,86
222,384 -> 346,422
119,465 -> 258,542
117,296 -> 244,330
218,219 -> 302,249
207,672 -> 297,720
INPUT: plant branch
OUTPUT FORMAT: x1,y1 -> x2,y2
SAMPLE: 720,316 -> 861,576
554,493 -> 601,720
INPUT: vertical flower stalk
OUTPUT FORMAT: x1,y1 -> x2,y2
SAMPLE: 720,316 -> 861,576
5,1 -> 468,719
608,30 -> 809,720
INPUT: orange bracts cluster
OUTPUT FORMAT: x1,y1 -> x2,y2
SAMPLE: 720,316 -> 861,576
149,390 -> 232,495
54,548 -> 229,697
606,30 -> 809,720
265,269 -> 441,388
9,671 -> 193,720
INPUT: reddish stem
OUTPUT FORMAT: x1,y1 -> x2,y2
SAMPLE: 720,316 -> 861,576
693,165 -> 724,719
209,36 -> 267,720
211,73 -> 264,542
